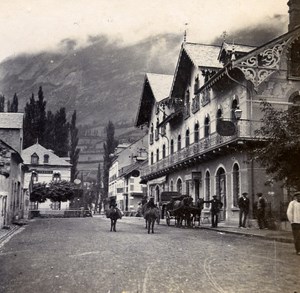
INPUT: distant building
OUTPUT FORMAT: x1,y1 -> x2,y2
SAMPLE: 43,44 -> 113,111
0,113 -> 25,227
22,142 -> 71,211
0,140 -> 24,227
108,136 -> 148,213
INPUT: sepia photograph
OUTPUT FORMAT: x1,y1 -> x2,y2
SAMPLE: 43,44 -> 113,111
0,0 -> 299,292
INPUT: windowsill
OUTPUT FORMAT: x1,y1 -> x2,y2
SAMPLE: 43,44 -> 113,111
231,207 -> 240,211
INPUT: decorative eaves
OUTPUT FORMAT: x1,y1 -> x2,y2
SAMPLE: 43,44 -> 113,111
232,27 -> 300,91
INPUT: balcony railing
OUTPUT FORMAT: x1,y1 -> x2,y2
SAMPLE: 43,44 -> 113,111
141,120 -> 261,178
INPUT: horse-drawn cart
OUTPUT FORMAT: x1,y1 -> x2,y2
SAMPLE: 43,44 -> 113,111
164,195 -> 204,227
164,194 -> 186,226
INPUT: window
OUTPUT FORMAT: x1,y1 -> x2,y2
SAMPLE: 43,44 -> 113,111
52,172 -> 61,182
217,108 -> 223,120
150,124 -> 154,145
185,129 -> 190,147
205,171 -> 210,208
232,164 -> 240,207
32,171 -> 38,182
194,75 -> 199,94
204,115 -> 210,138
170,139 -> 174,155
31,153 -> 39,165
289,38 -> 300,78
177,135 -> 181,151
231,98 -> 239,121
156,149 -> 159,162
186,181 -> 190,195
170,180 -> 174,191
151,152 -> 154,165
177,178 -> 182,194
162,144 -> 166,158
194,123 -> 199,143
44,154 -> 49,164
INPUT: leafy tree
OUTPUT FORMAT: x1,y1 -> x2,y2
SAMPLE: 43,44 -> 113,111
0,95 -> 4,112
253,100 -> 300,189
30,180 -> 76,203
69,110 -> 80,182
103,121 -> 118,199
30,182 -> 48,203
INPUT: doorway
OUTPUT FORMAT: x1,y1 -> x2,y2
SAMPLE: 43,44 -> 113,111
216,168 -> 226,221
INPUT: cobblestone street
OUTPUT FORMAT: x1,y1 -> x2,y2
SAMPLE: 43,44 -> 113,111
0,217 -> 299,293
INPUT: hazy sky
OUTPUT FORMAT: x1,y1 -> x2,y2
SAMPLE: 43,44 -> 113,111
0,0 -> 288,62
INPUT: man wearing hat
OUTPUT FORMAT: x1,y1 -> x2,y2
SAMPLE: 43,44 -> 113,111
146,196 -> 157,209
205,195 -> 223,228
238,192 -> 250,228
287,191 -> 300,255
256,192 -> 267,229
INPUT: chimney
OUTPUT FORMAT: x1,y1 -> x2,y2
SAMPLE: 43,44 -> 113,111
288,0 -> 300,31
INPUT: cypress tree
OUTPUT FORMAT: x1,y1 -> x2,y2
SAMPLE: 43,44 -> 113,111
44,110 -> 55,151
53,107 -> 69,157
37,87 -> 46,145
0,95 -> 4,112
103,121 -> 118,199
23,94 -> 37,148
70,110 -> 80,182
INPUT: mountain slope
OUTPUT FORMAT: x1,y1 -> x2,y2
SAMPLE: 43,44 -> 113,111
0,34 -> 181,127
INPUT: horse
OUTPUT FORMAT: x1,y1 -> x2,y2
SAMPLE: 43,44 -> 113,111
106,206 -> 122,232
144,207 -> 160,234
172,196 -> 194,227
191,198 -> 204,226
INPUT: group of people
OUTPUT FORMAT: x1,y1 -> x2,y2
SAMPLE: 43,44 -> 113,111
238,192 -> 267,229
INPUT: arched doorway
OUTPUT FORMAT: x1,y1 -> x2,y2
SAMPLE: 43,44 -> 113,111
177,178 -> 182,194
216,167 -> 226,221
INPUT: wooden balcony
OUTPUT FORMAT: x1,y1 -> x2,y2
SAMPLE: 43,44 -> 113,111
141,120 -> 261,180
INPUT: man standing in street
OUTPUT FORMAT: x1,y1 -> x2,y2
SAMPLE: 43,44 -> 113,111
238,192 -> 250,228
256,192 -> 267,229
206,195 -> 223,228
287,191 -> 300,255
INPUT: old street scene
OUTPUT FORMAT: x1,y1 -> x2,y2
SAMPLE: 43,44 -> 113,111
0,1 -> 300,293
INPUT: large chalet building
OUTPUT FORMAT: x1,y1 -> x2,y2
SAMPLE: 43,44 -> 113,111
135,0 -> 300,226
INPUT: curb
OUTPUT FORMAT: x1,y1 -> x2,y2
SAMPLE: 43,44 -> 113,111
0,225 -> 21,244
198,226 -> 294,244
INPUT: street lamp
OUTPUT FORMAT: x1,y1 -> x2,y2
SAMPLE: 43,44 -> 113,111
234,107 -> 242,120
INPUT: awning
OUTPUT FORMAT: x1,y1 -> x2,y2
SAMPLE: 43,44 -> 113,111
148,176 -> 167,185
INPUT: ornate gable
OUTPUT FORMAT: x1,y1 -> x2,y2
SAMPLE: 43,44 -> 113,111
232,27 -> 300,91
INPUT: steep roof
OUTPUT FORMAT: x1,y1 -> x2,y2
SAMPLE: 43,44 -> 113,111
146,73 -> 174,102
135,73 -> 173,127
183,43 -> 222,69
22,143 -> 71,166
0,113 -> 23,129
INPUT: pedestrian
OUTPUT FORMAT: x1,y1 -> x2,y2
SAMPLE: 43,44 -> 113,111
256,192 -> 267,229
238,192 -> 250,228
286,191 -> 300,255
146,197 -> 157,209
206,195 -> 223,228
